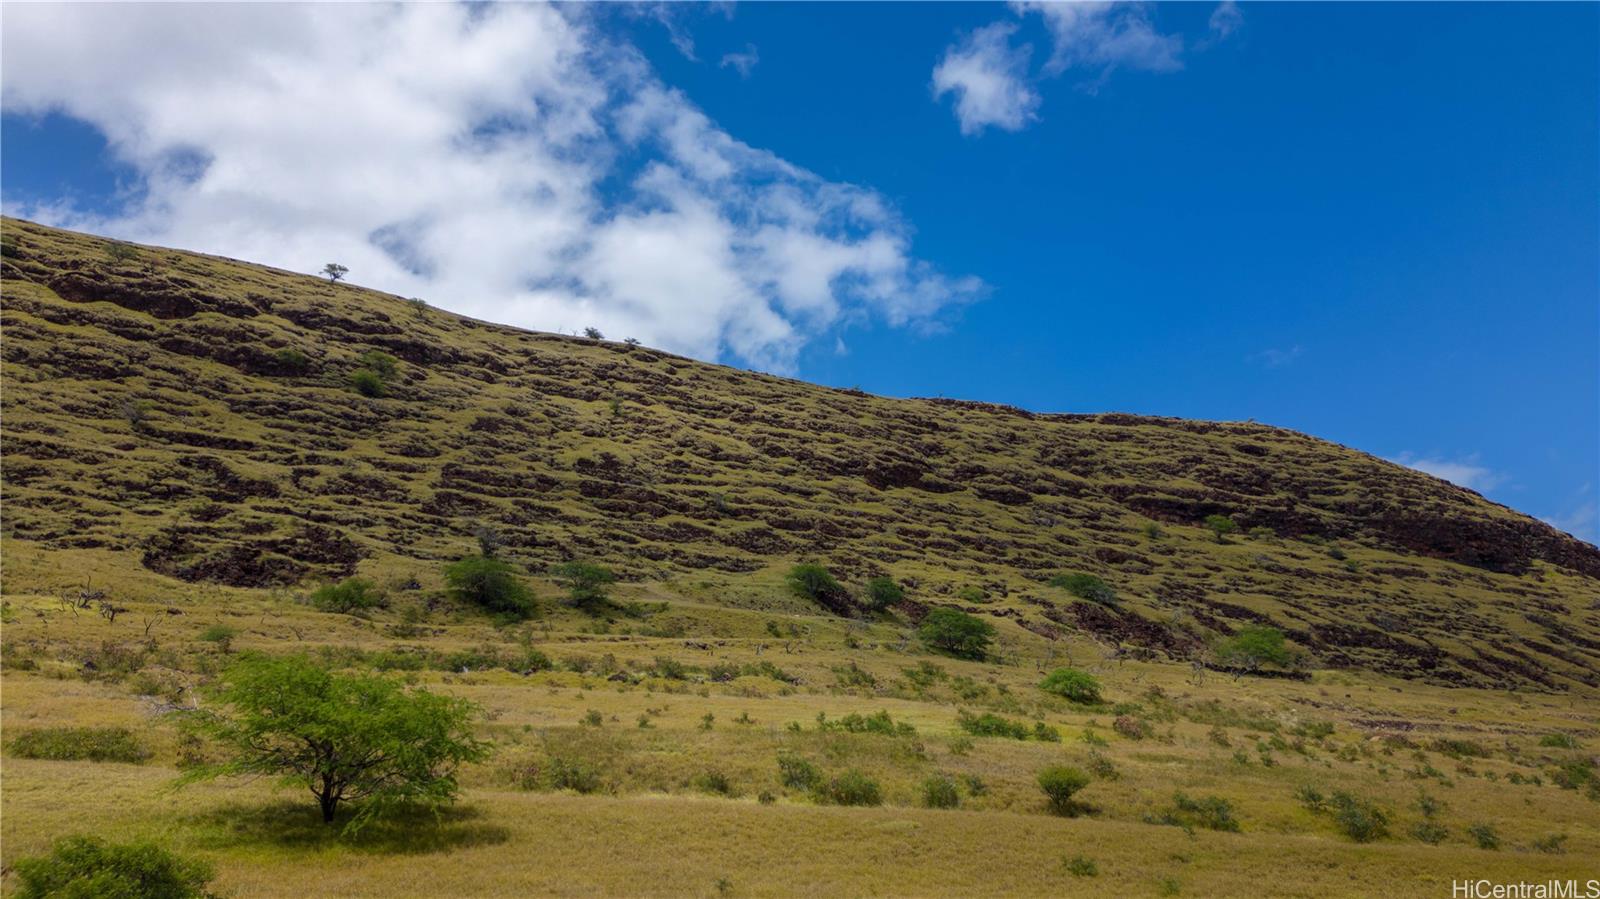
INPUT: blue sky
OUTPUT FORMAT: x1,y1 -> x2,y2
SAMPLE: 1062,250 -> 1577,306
3,2 -> 1595,542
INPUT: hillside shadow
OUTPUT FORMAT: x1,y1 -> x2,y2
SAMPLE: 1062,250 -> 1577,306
183,800 -> 510,855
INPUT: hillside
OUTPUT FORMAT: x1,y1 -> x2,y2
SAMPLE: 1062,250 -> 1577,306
2,216 -> 1597,690
4,217 -> 1600,897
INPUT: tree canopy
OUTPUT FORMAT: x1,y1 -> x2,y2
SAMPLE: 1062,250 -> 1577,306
180,654 -> 488,828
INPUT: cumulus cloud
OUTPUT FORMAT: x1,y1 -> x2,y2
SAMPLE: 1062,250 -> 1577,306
1016,1 -> 1183,76
932,22 -> 1040,136
1208,1 -> 1244,40
0,3 -> 980,372
934,2 -> 1225,134
1388,453 -> 1507,493
720,44 -> 760,78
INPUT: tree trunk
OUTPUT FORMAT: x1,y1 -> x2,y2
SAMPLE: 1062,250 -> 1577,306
319,791 -> 339,824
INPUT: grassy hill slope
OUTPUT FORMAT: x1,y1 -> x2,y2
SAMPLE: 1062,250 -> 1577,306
3,216 -> 1598,690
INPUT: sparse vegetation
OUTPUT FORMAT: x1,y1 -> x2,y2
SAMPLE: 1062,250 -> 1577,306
7,726 -> 151,764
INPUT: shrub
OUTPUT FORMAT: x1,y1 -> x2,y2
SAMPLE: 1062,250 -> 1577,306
1039,668 -> 1103,704
1203,514 -> 1237,542
179,654 -> 488,826
815,769 -> 882,807
1049,572 -> 1116,606
777,754 -> 821,791
550,561 -> 617,614
1038,765 -> 1091,816
443,555 -> 536,620
309,577 -> 385,614
12,836 -> 214,899
955,585 -> 986,603
1113,715 -> 1152,740
786,563 -> 851,614
1063,855 -> 1098,878
357,350 -> 399,380
1539,733 -> 1580,749
272,347 -> 311,374
957,711 -> 1034,740
818,710 -> 916,737
1164,793 -> 1242,832
198,624 -> 236,652
918,608 -> 994,660
921,774 -> 960,809
864,576 -> 904,610
7,727 -> 150,764
1410,821 -> 1449,845
1531,833 -> 1568,854
1468,822 -> 1500,850
349,368 -> 386,397
694,769 -> 736,796
1327,791 -> 1389,843
549,757 -> 603,794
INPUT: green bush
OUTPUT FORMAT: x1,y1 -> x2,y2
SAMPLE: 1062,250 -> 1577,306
1203,514 -> 1238,542
1039,668 -> 1103,704
349,368 -> 386,397
1049,573 -> 1116,606
357,350 -> 399,381
918,608 -> 994,660
1164,793 -> 1242,832
864,576 -> 904,610
272,347 -> 311,374
786,563 -> 851,613
13,836 -> 214,899
443,555 -> 536,619
7,727 -> 150,764
1468,822 -> 1500,850
309,577 -> 385,614
1328,791 -> 1389,843
1539,733 -> 1580,749
814,769 -> 882,806
817,710 -> 916,737
921,774 -> 960,809
549,757 -> 603,794
1063,855 -> 1098,878
778,754 -> 821,790
1037,765 -> 1091,816
1113,715 -> 1152,740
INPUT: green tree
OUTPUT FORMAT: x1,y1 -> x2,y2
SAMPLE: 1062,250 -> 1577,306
13,836 -> 215,899
443,555 -> 536,620
551,561 -> 617,614
1203,514 -> 1238,543
180,655 -> 487,827
918,608 -> 995,660
321,262 -> 348,283
864,576 -> 904,611
1215,625 -> 1294,670
1039,668 -> 1103,704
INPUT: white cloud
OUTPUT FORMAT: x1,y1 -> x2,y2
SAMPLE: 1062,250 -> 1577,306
720,44 -> 760,78
1389,453 -> 1507,493
1208,1 -> 1244,40
1016,1 -> 1183,76
934,2 -> 1199,134
1540,483 -> 1597,545
1,3 -> 980,373
932,22 -> 1040,136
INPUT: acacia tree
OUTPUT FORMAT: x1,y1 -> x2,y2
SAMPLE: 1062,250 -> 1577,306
321,263 -> 348,283
180,654 -> 488,828
551,561 -> 617,614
